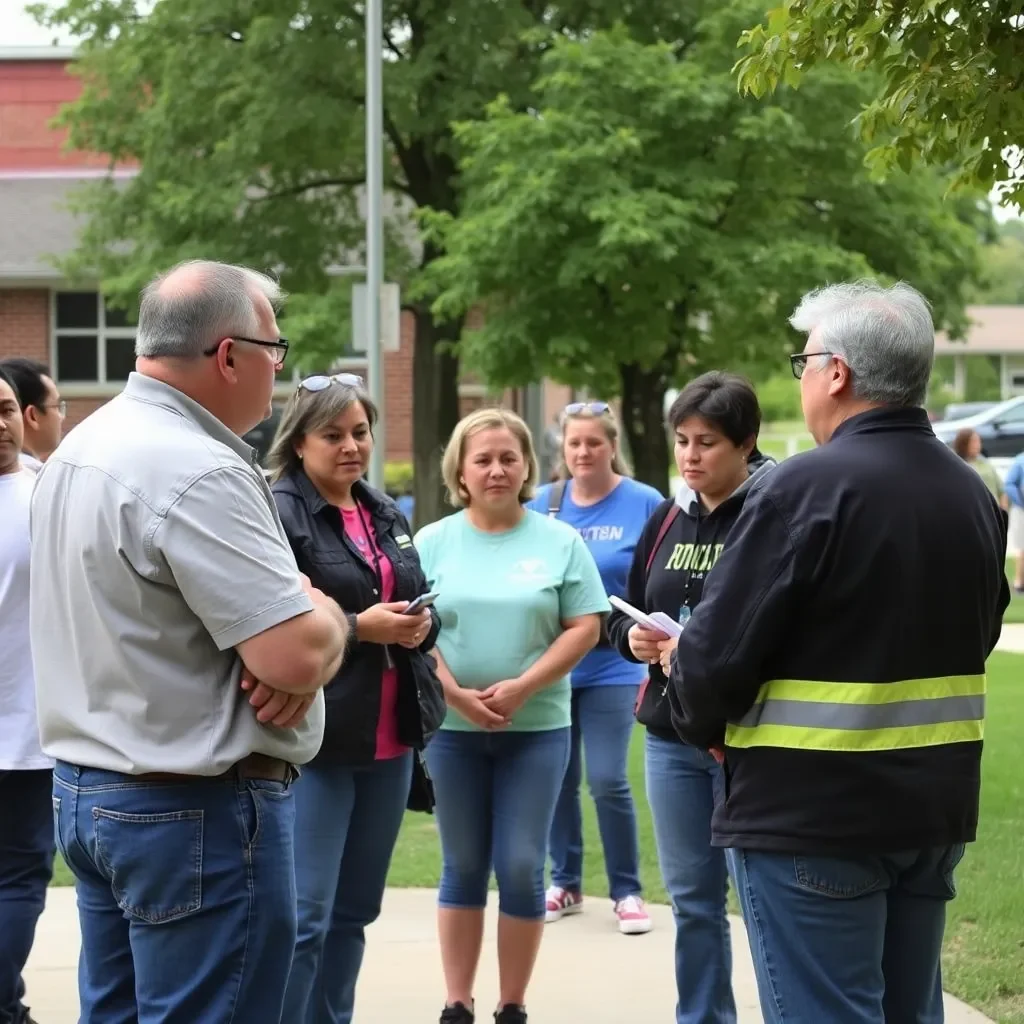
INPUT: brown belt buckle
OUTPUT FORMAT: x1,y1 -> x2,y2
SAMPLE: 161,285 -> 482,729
236,753 -> 293,785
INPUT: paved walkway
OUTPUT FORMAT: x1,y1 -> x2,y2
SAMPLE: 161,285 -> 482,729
26,887 -> 993,1022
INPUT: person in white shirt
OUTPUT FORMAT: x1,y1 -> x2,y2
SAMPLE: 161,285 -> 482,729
0,359 -> 65,475
0,364 -> 52,1024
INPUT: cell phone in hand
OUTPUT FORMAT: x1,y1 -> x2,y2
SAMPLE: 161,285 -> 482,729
403,591 -> 439,615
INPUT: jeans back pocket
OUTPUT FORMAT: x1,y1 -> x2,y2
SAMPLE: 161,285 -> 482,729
93,808 -> 204,924
793,854 -> 886,900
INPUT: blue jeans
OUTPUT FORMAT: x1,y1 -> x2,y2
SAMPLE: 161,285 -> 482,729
548,684 -> 641,901
53,760 -> 298,1024
425,727 -> 571,919
645,735 -> 736,1024
731,846 -> 963,1024
0,770 -> 54,1024
283,752 -> 413,1024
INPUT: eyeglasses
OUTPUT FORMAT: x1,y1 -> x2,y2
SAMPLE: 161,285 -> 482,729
41,400 -> 67,419
789,351 -> 836,380
299,373 -> 365,392
204,335 -> 290,367
563,401 -> 611,417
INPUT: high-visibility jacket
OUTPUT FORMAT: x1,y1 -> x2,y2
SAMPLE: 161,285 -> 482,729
667,407 -> 1009,854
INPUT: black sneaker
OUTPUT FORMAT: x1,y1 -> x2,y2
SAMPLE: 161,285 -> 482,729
494,1006 -> 527,1024
441,1002 -> 475,1024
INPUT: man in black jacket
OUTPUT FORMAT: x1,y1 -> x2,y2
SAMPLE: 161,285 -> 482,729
667,281 -> 1009,1024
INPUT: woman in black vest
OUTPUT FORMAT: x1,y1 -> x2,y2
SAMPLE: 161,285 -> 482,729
268,373 -> 445,1024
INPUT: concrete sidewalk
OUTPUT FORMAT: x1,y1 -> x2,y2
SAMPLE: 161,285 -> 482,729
25,886 -> 993,1023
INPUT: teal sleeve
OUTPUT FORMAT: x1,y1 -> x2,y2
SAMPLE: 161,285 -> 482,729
559,532 -> 612,619
413,526 -> 436,583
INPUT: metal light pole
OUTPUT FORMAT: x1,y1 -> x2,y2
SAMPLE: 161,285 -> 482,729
365,0 -> 385,490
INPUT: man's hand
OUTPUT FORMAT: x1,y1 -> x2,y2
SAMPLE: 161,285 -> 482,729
628,623 -> 669,664
480,678 -> 531,720
356,602 -> 432,647
658,636 -> 679,675
454,688 -> 510,730
241,667 -> 316,728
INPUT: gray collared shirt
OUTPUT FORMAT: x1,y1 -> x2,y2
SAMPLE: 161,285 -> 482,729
29,372 -> 325,774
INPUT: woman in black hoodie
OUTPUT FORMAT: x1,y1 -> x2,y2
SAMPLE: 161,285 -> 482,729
607,372 -> 773,1024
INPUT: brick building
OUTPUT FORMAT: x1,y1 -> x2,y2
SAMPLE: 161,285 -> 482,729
0,47 -> 572,462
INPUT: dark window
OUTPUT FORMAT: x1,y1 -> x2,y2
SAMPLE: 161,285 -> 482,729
56,292 -> 99,329
56,336 -> 100,382
53,290 -> 137,384
104,304 -> 137,329
105,337 -> 136,382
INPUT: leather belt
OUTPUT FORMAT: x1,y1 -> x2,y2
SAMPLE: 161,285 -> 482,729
135,752 -> 292,784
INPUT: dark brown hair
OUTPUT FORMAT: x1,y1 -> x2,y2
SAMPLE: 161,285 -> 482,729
951,428 -> 977,461
667,371 -> 762,454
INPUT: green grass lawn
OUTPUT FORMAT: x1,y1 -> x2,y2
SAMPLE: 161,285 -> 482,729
51,655 -> 1024,1022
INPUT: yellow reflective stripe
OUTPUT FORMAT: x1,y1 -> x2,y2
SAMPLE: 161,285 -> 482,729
725,719 -> 984,752
727,675 -> 987,752
747,675 -> 987,707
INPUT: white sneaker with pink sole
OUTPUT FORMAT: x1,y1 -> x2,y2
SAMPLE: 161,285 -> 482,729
614,894 -> 652,935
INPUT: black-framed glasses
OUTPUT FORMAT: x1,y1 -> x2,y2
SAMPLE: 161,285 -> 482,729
789,351 -> 836,380
564,401 -> 611,417
299,373 -> 365,393
204,335 -> 290,367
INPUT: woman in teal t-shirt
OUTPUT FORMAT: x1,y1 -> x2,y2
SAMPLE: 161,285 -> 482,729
415,408 -> 609,1024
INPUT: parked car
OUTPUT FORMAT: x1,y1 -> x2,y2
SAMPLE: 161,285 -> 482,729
942,401 -> 999,421
932,396 -> 1024,457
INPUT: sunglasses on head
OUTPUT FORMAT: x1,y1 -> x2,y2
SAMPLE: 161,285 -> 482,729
299,373 -> 365,393
563,401 -> 610,417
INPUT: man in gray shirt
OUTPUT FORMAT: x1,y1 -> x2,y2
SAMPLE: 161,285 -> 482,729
31,260 -> 349,1024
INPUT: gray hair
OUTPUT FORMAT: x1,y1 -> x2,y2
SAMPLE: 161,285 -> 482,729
789,280 -> 935,407
135,259 -> 286,359
266,379 -> 378,483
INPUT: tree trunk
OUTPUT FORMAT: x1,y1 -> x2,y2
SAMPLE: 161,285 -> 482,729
618,361 -> 671,497
411,303 -> 462,529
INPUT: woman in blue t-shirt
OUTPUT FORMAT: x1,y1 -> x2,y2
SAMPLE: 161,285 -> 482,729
528,402 -> 662,935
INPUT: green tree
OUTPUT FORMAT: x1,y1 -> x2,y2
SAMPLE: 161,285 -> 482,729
422,8 -> 989,494
31,0 -> 705,526
970,222 -> 1024,304
735,1 -> 1024,206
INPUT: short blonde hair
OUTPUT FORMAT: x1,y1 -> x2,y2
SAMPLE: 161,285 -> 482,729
557,404 -> 633,480
441,407 -> 539,508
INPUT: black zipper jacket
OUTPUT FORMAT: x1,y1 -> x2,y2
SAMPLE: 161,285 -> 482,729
667,408 -> 1009,854
606,456 -> 777,741
272,471 -> 445,765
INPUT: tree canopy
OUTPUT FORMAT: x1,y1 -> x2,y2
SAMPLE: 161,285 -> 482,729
33,0 -> 701,523
423,4 -> 990,494
735,1 -> 1024,206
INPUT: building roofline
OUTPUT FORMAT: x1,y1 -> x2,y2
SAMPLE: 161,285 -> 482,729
0,46 -> 78,61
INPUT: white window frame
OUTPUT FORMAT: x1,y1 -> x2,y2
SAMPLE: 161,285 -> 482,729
50,289 -> 138,395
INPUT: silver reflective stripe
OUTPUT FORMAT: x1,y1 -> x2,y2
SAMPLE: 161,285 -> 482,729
735,694 -> 985,732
